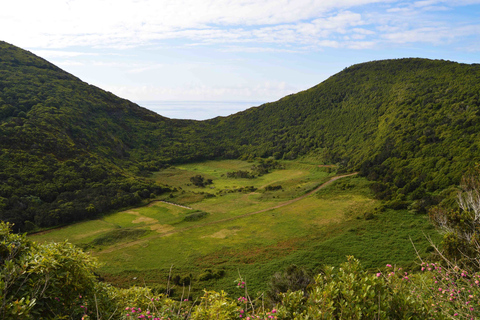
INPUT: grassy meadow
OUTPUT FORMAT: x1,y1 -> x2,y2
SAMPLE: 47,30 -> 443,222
30,159 -> 441,298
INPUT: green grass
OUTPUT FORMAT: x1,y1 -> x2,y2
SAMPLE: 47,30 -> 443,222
30,159 -> 442,299
31,219 -> 116,246
88,228 -> 148,247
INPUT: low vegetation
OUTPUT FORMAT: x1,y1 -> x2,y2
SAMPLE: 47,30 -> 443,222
4,222 -> 480,319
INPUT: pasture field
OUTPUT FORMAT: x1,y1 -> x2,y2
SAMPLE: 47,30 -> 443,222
30,159 -> 441,298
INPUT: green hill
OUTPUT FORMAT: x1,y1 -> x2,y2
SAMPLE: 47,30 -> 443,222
207,58 -> 480,207
0,41 -> 183,231
1,40 -> 479,230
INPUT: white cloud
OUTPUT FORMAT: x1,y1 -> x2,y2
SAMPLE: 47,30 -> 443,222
1,0 -> 478,52
127,64 -> 165,74
1,0 -> 384,49
30,50 -> 98,58
103,80 -> 300,101
56,60 -> 85,67
382,24 -> 480,45
220,46 -> 301,53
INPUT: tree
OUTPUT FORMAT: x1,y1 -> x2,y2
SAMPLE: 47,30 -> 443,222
189,175 -> 213,188
429,167 -> 480,268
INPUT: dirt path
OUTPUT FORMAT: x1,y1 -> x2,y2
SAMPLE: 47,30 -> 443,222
158,200 -> 193,210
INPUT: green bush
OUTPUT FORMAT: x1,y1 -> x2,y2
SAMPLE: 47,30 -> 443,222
275,257 -> 430,319
0,222 -> 181,319
0,222 -> 101,319
183,210 -> 209,222
267,264 -> 312,305
5,220 -> 480,319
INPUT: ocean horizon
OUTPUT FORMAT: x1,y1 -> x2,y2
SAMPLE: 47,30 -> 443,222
137,100 -> 267,120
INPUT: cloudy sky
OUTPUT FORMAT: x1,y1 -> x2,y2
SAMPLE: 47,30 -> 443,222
1,0 -> 479,119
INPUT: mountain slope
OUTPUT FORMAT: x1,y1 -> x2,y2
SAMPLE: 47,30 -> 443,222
1,40 -> 480,230
0,41 -> 183,230
207,58 -> 480,207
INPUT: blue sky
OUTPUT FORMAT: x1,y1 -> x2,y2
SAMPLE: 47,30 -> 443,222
2,0 -> 480,119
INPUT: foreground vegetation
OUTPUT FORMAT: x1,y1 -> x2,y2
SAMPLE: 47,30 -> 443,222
6,166 -> 480,319
4,220 -> 480,319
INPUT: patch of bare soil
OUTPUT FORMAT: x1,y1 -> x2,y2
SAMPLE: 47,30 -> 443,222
201,229 -> 238,239
149,224 -> 175,233
128,210 -> 158,224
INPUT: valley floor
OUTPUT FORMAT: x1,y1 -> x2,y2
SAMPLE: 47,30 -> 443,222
30,159 -> 440,298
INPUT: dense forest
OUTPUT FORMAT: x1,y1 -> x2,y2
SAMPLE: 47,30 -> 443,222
0,41 -> 210,231
1,40 -> 480,231
208,59 -> 480,211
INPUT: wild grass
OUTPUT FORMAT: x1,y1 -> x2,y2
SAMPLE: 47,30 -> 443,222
30,159 -> 441,299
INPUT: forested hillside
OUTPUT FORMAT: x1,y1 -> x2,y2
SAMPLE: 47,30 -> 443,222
0,42 -> 199,231
1,40 -> 480,230
208,59 -> 480,209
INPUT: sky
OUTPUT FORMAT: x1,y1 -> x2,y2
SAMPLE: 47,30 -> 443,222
1,0 -> 480,120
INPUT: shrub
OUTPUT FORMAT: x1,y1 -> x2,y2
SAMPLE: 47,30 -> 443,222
0,222 -> 182,320
429,167 -> 480,268
265,185 -> 283,191
190,290 -> 238,320
189,175 -> 213,188
267,264 -> 312,305
183,210 -> 209,222
0,222 -> 101,319
275,257 -> 430,319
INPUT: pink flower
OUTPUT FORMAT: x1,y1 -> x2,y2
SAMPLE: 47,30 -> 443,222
376,273 -> 381,277
386,264 -> 392,268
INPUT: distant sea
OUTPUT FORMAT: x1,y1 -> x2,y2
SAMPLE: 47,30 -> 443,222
137,100 -> 266,120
